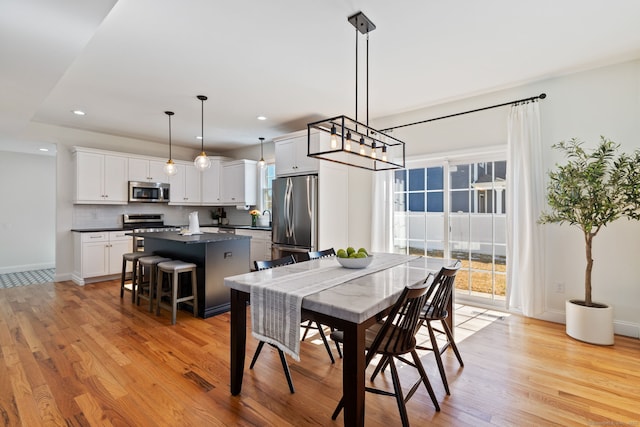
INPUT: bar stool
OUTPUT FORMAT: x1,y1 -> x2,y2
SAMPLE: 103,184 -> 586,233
120,252 -> 152,302
136,255 -> 172,312
156,260 -> 198,325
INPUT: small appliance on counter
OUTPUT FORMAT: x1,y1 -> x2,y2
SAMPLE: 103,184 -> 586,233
181,211 -> 202,235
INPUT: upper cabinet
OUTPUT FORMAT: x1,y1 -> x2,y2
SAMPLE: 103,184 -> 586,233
201,159 -> 223,205
274,130 -> 319,176
169,161 -> 202,206
220,160 -> 257,206
73,148 -> 128,204
128,157 -> 168,182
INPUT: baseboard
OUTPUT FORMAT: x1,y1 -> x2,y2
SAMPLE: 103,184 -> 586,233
535,308 -> 639,339
0,263 -> 55,274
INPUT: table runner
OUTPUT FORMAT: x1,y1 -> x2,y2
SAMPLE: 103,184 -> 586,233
250,253 -> 417,361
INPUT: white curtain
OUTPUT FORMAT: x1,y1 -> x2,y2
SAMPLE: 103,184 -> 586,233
506,101 -> 545,316
371,170 -> 394,252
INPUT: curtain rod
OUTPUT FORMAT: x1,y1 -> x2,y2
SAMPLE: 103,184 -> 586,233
381,93 -> 547,132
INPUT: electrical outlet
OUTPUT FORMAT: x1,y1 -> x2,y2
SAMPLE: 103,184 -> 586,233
555,282 -> 565,293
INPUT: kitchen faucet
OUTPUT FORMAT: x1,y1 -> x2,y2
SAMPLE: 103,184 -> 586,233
262,209 -> 272,227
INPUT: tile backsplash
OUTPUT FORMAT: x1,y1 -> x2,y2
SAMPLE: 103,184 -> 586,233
72,204 -> 254,229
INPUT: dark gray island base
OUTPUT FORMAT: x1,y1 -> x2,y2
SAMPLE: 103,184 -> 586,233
138,231 -> 251,318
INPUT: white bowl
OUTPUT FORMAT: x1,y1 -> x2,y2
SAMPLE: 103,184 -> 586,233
336,254 -> 373,269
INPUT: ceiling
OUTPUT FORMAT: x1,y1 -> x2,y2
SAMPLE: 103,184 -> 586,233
2,0 -> 640,155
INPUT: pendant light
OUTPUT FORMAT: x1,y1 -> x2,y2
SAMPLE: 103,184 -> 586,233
194,95 -> 211,171
306,11 -> 405,171
258,137 -> 265,167
163,111 -> 177,176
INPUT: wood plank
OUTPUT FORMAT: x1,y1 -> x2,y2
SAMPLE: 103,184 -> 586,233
0,280 -> 638,426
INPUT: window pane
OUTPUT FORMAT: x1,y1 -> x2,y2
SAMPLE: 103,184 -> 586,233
408,168 -> 424,191
426,166 -> 443,190
394,170 -> 407,191
450,164 -> 470,189
408,193 -> 424,212
450,190 -> 469,212
426,191 -> 443,212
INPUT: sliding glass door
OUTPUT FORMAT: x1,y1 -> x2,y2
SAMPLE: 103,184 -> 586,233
393,155 -> 507,305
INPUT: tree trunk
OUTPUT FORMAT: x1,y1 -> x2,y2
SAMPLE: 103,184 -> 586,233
584,233 -> 593,306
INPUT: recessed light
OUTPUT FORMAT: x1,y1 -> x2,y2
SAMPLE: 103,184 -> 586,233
39,148 -> 49,152
257,115 -> 267,121
72,110 -> 86,116
196,136 -> 203,140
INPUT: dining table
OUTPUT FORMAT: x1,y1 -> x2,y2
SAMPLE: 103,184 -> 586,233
224,254 -> 454,426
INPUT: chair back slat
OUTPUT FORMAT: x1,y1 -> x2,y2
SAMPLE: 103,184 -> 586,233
307,248 -> 336,260
365,280 -> 430,362
254,255 -> 296,271
423,260 -> 461,320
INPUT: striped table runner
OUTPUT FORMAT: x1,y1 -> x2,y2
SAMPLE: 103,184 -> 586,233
250,253 -> 417,361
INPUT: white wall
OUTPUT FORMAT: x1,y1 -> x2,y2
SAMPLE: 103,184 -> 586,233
363,58 -> 640,337
0,151 -> 55,272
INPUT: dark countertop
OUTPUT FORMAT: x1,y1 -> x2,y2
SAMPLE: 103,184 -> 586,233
71,227 -> 128,233
71,223 -> 271,233
136,231 -> 250,244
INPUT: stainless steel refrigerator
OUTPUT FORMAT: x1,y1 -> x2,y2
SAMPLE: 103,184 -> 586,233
272,175 -> 318,261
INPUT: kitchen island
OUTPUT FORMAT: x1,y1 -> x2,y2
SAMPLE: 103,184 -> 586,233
137,231 -> 250,318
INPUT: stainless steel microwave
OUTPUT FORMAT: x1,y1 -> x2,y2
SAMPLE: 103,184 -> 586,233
128,181 -> 170,203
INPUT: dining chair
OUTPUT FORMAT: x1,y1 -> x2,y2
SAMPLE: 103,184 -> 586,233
250,255 -> 297,393
306,247 -> 336,260
330,275 -> 441,426
415,260 -> 463,395
302,248 -> 340,361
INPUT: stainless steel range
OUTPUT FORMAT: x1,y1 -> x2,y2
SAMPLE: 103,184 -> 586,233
123,214 -> 180,251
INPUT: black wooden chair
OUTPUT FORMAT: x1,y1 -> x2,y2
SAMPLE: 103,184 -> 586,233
304,248 -> 341,360
415,260 -> 463,395
250,255 -> 297,393
253,255 -> 295,271
330,275 -> 441,426
306,247 -> 336,260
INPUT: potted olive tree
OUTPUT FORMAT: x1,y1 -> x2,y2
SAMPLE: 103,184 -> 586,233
539,136 -> 640,345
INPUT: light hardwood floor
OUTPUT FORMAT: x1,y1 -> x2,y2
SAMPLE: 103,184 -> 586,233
0,279 -> 638,426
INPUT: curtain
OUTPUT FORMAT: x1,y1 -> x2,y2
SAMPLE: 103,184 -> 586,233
506,101 -> 545,316
371,170 -> 394,252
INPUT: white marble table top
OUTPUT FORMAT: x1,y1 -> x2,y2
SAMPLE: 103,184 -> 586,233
224,254 -> 451,324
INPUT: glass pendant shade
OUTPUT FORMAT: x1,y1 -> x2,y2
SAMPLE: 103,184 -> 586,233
194,95 -> 211,171
164,159 -> 177,176
194,152 -> 211,170
164,111 -> 178,176
258,137 -> 265,167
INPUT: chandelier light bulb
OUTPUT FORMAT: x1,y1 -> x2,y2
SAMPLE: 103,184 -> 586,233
381,144 -> 388,162
345,131 -> 352,151
330,125 -> 338,149
359,136 -> 366,155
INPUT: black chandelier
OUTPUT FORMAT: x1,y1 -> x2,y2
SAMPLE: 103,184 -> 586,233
307,11 -> 405,171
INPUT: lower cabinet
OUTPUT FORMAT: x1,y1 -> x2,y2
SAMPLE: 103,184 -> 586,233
235,229 -> 272,270
72,231 -> 133,285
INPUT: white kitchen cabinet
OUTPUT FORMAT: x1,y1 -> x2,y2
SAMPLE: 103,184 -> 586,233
169,161 -> 201,205
220,159 -> 257,205
128,157 -> 168,182
274,130 -> 319,176
235,229 -> 272,270
201,159 -> 222,205
73,149 -> 129,204
72,231 -> 133,285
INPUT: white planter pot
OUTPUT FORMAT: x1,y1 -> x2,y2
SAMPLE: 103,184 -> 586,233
565,300 -> 614,345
